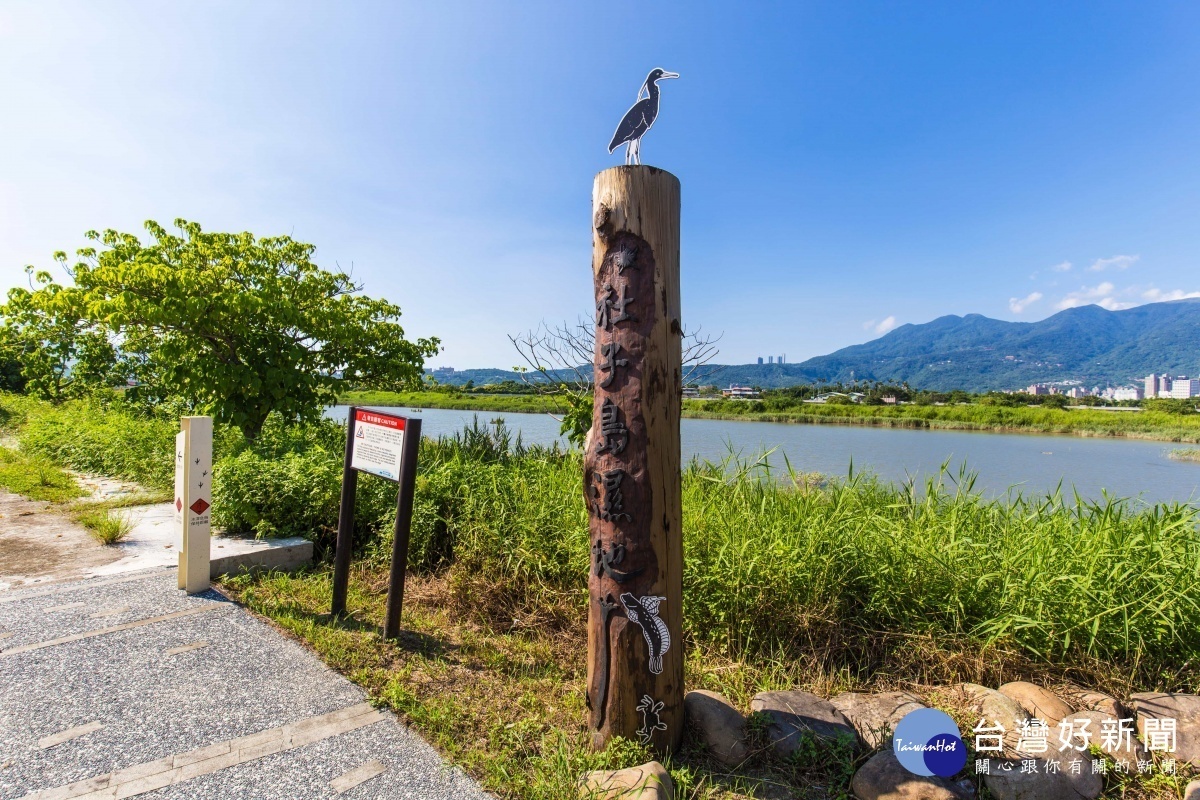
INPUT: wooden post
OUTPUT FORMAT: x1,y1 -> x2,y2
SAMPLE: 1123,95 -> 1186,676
384,416 -> 422,640
175,416 -> 212,595
586,165 -> 683,753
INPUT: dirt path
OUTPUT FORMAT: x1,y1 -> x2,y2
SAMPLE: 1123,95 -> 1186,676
0,491 -> 124,590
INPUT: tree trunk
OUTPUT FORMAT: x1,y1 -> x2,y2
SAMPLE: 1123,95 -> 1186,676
585,166 -> 683,754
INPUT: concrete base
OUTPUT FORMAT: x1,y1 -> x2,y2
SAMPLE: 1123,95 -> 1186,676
209,538 -> 313,578
89,504 -> 312,580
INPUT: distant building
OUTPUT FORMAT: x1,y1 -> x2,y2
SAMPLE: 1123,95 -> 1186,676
682,386 -> 700,399
1026,384 -> 1050,396
1169,379 -> 1200,399
767,356 -> 774,364
778,354 -> 785,364
721,384 -> 760,399
1145,374 -> 1160,399
1064,387 -> 1085,399
1112,387 -> 1143,401
757,357 -> 763,365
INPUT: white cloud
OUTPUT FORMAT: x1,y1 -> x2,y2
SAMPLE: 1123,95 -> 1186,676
1051,261 -> 1072,272
1054,282 -> 1137,311
874,316 -> 897,334
1142,288 -> 1200,302
1009,292 -> 1043,314
1089,254 -> 1139,272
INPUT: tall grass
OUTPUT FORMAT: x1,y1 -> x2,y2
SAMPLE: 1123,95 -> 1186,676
4,391 -> 1199,685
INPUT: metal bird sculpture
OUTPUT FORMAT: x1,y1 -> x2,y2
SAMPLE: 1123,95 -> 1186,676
608,68 -> 679,165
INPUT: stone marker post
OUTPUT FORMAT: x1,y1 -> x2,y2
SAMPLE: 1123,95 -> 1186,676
175,416 -> 212,594
586,165 -> 683,753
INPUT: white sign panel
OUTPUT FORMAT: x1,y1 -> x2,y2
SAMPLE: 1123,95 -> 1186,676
350,409 -> 407,481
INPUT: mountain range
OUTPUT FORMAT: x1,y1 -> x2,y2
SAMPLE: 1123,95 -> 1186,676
432,299 -> 1200,393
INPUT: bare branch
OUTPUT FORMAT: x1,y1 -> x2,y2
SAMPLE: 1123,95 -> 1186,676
508,318 -> 722,393
681,325 -> 723,386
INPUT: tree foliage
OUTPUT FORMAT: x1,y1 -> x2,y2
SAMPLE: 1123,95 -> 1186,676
1,219 -> 439,438
0,274 -> 122,400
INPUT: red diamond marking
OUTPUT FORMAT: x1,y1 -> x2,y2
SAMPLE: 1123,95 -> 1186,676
175,498 -> 182,512
189,498 -> 210,515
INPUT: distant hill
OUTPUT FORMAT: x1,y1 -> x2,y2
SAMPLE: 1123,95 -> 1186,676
431,300 -> 1200,393
712,299 -> 1200,392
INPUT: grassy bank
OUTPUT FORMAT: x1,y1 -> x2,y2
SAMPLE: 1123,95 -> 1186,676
341,390 -> 1200,442
342,389 -> 566,414
1171,448 -> 1200,463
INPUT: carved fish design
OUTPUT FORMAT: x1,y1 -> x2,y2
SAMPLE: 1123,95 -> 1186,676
620,593 -> 670,674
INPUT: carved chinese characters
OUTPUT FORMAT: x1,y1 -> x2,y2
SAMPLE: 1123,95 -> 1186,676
586,224 -> 673,746
586,167 -> 682,754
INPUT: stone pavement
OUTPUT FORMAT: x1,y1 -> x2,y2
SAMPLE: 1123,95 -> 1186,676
0,568 -> 491,799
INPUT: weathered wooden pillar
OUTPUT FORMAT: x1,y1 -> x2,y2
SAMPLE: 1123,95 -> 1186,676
586,165 -> 683,753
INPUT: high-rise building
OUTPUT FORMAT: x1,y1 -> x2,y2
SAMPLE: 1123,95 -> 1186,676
1160,375 -> 1173,396
1170,379 -> 1200,399
1145,374 -> 1158,398
779,354 -> 785,364
757,357 -> 763,365
767,356 -> 774,364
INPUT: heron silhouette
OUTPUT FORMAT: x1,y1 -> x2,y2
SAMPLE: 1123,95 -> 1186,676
608,68 -> 679,165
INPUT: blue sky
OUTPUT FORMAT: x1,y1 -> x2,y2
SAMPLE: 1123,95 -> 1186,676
2,1 -> 1198,368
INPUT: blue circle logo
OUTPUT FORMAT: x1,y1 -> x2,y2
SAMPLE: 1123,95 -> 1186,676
893,708 -> 967,778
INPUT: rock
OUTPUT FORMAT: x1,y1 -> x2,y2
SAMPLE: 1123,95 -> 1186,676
1131,692 -> 1200,765
982,758 -> 1103,800
1073,690 -> 1129,720
947,683 -> 1031,755
750,690 -> 860,757
1184,779 -> 1200,800
684,690 -> 748,766
997,683 -> 1073,728
831,691 -> 926,749
579,760 -> 673,800
850,749 -> 970,800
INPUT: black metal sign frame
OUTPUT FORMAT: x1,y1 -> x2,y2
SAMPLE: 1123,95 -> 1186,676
330,406 -> 422,640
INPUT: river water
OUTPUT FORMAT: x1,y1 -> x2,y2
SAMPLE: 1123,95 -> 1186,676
325,405 -> 1200,506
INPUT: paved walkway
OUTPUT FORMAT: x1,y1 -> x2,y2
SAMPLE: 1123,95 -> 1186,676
0,568 -> 490,799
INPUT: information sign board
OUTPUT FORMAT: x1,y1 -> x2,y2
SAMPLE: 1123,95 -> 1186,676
332,407 -> 422,640
350,409 -> 406,481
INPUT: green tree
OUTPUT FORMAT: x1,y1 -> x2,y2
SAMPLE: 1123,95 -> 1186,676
7,220 -> 439,438
1,271 -> 122,400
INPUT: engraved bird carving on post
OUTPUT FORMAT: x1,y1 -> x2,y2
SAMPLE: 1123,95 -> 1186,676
608,68 -> 679,165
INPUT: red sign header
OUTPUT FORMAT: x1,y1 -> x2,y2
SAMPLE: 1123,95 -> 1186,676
355,409 -> 407,430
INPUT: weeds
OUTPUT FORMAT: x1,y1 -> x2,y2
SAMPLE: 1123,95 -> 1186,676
74,508 -> 134,545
